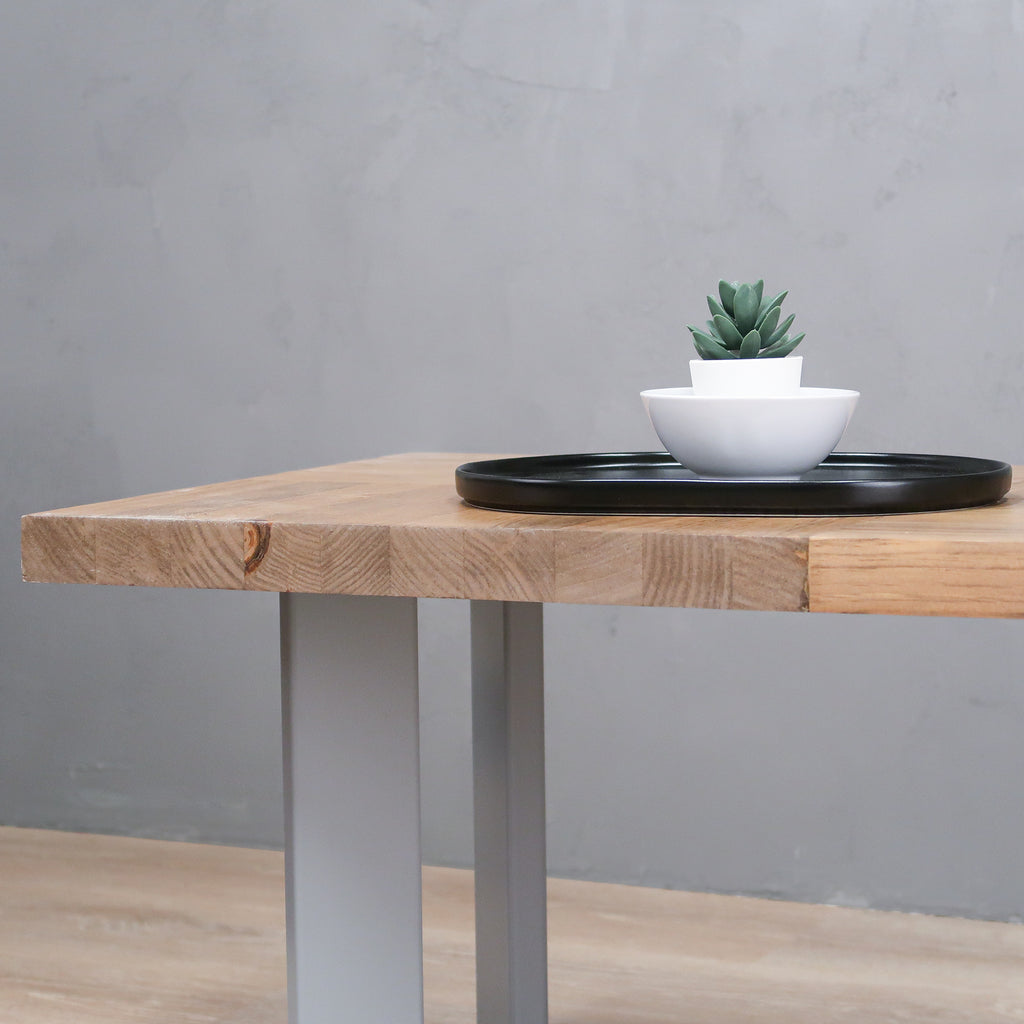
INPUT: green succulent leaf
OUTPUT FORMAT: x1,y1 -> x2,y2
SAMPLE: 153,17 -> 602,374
718,280 -> 737,316
756,290 -> 787,324
768,312 -> 795,345
756,304 -> 782,341
732,283 -> 759,333
707,295 -> 729,320
752,279 -> 764,307
758,332 -> 805,358
712,313 -> 744,348
706,319 -> 721,338
690,328 -> 738,359
739,328 -> 762,358
756,336 -> 786,357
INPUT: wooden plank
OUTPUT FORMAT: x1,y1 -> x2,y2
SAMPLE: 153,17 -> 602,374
554,524 -> 645,605
21,515 -> 96,585
808,534 -> 1024,617
3,827 -> 1024,1024
321,525 -> 392,595
643,528 -> 808,610
462,523 -> 557,603
93,518 -> 245,590
243,522 -> 324,593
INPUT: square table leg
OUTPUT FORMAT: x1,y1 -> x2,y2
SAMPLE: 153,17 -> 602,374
471,600 -> 548,1024
280,593 -> 423,1024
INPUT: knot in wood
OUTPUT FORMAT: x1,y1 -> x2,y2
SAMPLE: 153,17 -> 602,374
244,522 -> 272,575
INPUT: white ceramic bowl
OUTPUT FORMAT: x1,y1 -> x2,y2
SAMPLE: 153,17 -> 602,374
641,387 -> 860,478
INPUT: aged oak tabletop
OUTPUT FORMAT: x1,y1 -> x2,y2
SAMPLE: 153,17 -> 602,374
21,452 -> 1024,618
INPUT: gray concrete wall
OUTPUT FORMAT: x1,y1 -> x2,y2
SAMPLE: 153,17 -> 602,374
4,1 -> 1024,919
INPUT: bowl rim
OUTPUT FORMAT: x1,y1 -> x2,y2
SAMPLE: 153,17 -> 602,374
641,386 -> 859,401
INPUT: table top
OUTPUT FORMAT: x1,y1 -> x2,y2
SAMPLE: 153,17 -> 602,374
21,452 -> 1024,618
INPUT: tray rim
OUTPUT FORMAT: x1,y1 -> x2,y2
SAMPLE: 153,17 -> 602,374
454,452 -> 1014,516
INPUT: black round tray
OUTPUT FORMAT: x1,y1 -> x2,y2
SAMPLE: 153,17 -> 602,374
455,453 -> 1014,515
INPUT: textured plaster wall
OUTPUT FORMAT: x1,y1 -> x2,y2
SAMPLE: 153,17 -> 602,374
4,1 -> 1024,918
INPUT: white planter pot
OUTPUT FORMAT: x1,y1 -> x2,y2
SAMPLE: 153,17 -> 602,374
689,355 -> 802,396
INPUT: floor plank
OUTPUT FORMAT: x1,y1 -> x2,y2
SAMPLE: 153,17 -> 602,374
1,827 -> 1022,1023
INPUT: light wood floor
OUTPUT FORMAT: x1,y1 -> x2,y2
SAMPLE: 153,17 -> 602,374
2,827 -> 1023,1023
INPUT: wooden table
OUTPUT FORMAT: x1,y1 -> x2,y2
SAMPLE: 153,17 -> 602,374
21,452 -> 1024,1024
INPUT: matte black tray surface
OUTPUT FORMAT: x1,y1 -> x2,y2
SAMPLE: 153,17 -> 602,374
455,453 -> 1013,516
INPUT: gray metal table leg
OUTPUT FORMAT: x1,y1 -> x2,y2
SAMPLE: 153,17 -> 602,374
280,593 -> 423,1024
471,600 -> 548,1024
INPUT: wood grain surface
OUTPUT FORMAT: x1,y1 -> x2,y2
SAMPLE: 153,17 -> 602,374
22,453 -> 1024,617
3,827 -> 1023,1024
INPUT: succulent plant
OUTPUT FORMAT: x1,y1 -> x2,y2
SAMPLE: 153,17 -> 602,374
688,279 -> 805,359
